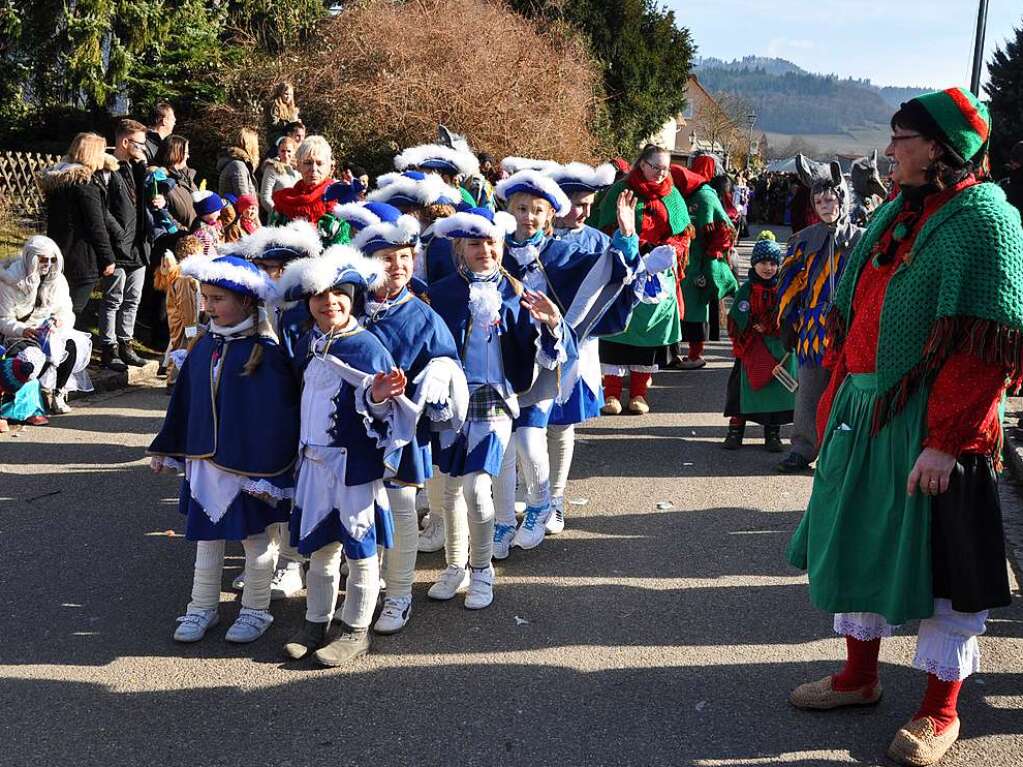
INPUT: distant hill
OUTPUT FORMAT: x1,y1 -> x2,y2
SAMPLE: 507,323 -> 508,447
693,57 -> 933,137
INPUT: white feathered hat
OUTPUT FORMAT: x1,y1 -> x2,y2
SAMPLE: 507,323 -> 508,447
277,245 -> 386,302
495,169 -> 571,217
394,143 -> 480,178
547,162 -> 617,195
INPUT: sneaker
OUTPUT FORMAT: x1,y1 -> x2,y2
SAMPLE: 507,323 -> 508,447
545,497 -> 565,535
427,564 -> 470,600
601,396 -> 622,415
314,624 -> 371,667
100,344 -> 127,372
173,608 -> 220,642
283,620 -> 330,660
231,571 -> 245,591
492,523 -> 517,560
269,564 -> 304,600
464,565 -> 494,610
513,505 -> 550,550
627,395 -> 650,415
118,341 -> 147,367
225,607 -> 273,643
374,595 -> 413,635
417,513 -> 446,553
49,390 -> 71,415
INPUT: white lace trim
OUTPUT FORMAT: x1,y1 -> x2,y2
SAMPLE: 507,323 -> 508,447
833,612 -> 898,641
240,478 -> 293,502
534,323 -> 568,370
913,656 -> 980,682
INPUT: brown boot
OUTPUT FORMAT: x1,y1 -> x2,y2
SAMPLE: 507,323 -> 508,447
789,675 -> 882,710
283,620 -> 330,661
313,623 -> 371,667
887,717 -> 960,766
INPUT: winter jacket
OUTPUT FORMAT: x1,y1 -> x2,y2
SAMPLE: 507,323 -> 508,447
217,147 -> 258,200
165,166 -> 198,230
36,159 -> 118,286
106,158 -> 153,270
258,157 -> 301,215
0,245 -> 75,341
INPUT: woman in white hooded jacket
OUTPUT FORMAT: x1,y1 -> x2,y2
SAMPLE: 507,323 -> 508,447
0,236 -> 93,414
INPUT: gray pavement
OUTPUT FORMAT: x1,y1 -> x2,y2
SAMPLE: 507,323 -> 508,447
2,240 -> 1022,765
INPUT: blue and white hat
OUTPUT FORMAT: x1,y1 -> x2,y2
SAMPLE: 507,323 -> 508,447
350,202 -> 421,256
548,162 -> 616,195
750,238 -> 783,266
500,156 -> 559,175
394,143 -> 480,178
192,190 -> 226,217
332,201 -> 384,233
323,179 -> 365,205
495,169 -> 571,217
180,255 -> 274,301
368,172 -> 462,210
219,219 -> 323,263
434,207 -> 516,241
278,245 -> 386,302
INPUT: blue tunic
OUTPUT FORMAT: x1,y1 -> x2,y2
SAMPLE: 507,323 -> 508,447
149,331 -> 300,541
362,287 -> 460,486
424,235 -> 457,284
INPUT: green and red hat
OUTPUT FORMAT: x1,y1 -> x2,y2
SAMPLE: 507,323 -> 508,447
895,87 -> 991,164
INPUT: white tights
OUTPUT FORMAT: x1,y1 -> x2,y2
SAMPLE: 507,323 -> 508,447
442,471 -> 494,569
268,521 -> 305,569
188,532 -> 274,613
306,543 -> 379,629
382,485 -> 419,598
494,427 -> 551,526
547,423 -> 575,501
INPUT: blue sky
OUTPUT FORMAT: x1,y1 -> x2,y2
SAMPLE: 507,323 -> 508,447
666,0 -> 1022,88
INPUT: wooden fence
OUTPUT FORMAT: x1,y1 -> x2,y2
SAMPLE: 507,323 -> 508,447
0,150 -> 61,221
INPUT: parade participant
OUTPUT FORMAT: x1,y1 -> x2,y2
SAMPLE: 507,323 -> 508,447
669,156 -> 737,369
351,205 -> 465,633
786,88 -> 1023,767
775,161 -> 863,473
592,145 -> 692,415
394,142 -> 480,207
277,247 -> 413,666
722,238 -> 795,451
0,236 -> 93,416
148,256 -> 300,645
271,136 -> 337,236
428,207 -> 568,607
153,235 -> 203,389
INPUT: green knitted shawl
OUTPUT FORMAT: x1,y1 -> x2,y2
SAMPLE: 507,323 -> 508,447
832,181 -> 1023,429
590,178 -> 691,237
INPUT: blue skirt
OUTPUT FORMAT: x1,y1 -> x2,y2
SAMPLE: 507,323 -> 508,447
513,401 -> 554,430
549,380 -> 603,426
178,480 -> 291,542
435,429 -> 507,478
290,503 -> 395,560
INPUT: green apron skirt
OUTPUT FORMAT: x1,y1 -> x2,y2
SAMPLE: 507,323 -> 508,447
786,372 -> 934,625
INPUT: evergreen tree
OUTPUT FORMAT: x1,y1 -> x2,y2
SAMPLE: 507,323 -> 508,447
985,21 -> 1023,175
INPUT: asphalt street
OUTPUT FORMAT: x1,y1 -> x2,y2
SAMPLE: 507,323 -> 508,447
1,237 -> 1021,766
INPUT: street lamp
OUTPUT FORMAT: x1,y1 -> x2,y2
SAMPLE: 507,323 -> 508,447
970,0 -> 989,96
745,112 -> 758,172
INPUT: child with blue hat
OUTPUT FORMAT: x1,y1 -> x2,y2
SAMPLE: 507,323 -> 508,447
275,245 -> 414,666
148,255 -> 301,646
722,237 -> 796,451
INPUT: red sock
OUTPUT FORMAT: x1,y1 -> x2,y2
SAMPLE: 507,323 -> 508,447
831,636 -> 881,691
688,341 -> 704,360
629,371 -> 651,398
913,674 -> 962,734
603,374 -> 623,400
729,417 -> 746,426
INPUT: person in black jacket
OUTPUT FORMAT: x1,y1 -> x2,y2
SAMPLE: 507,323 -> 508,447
102,118 -> 163,370
36,132 -> 119,329
143,102 -> 176,165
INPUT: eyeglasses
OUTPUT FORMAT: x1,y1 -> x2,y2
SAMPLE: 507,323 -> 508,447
642,159 -> 669,173
889,133 -> 923,143
129,139 -> 147,148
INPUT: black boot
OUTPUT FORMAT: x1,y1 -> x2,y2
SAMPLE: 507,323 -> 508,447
775,453 -> 812,473
764,425 -> 784,453
101,344 -> 127,372
119,340 -> 146,367
723,422 -> 745,450
313,622 -> 371,667
283,620 -> 330,660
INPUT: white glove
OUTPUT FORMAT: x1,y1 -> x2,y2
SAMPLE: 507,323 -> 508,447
412,361 -> 451,406
643,245 -> 676,274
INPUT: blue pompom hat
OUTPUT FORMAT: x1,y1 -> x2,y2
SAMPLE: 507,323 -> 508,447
495,169 -> 571,217
433,207 -> 517,241
277,245 -> 386,302
323,179 -> 365,205
180,255 -> 275,301
192,190 -> 226,217
750,238 -> 783,266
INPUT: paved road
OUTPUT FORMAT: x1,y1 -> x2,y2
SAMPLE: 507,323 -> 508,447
2,235 -> 1021,766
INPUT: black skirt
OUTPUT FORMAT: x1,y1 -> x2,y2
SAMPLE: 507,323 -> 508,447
682,321 -> 707,343
599,339 -> 673,368
931,455 -> 1012,613
723,360 -> 794,425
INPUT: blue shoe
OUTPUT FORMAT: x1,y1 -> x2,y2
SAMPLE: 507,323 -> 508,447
492,523 -> 517,560
173,608 -> 220,643
512,505 -> 551,550
224,608 -> 273,643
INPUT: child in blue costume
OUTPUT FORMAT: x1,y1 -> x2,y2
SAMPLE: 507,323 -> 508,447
350,203 -> 466,634
277,246 -> 415,667
493,168 -> 643,555
148,256 -> 300,645
428,207 -> 569,609
219,219 -> 323,597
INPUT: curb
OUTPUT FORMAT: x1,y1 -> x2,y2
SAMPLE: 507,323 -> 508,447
76,359 -> 162,398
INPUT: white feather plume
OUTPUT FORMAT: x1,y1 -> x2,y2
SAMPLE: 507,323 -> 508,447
394,144 -> 480,177
367,173 -> 461,208
375,172 -> 403,188
501,156 -> 559,175
277,245 -> 386,297
434,210 -> 516,241
180,257 -> 274,300
468,281 -> 503,327
332,203 -> 381,230
495,169 -> 572,217
351,214 -> 422,252
548,161 -> 616,190
218,219 -> 322,261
